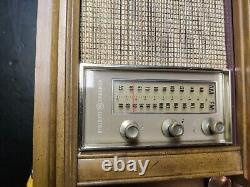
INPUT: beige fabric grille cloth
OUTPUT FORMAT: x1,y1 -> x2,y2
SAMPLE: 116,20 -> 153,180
80,0 -> 226,69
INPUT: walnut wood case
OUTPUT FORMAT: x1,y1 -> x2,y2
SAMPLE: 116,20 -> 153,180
33,0 -> 250,186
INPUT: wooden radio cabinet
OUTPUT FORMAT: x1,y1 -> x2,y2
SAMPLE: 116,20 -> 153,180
33,0 -> 250,186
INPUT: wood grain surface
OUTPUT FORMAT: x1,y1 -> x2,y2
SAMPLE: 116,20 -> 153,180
232,0 -> 250,180
77,147 -> 243,186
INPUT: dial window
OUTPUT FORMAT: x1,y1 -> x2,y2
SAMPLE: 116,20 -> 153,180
113,80 -> 216,114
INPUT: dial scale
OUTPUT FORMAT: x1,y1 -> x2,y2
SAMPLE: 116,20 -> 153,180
79,65 -> 232,150
113,80 -> 216,114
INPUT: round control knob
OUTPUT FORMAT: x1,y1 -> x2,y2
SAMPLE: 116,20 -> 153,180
120,120 -> 139,141
210,121 -> 225,134
201,118 -> 225,135
162,119 -> 184,137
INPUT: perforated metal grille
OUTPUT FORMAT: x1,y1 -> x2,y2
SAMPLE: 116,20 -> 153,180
80,0 -> 227,69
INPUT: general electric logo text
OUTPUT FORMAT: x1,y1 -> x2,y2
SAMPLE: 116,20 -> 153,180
97,80 -> 104,134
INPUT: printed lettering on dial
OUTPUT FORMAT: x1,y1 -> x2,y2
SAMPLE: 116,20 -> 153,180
113,80 -> 216,114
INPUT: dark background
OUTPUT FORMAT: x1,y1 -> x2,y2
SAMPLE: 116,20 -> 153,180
0,0 -> 37,186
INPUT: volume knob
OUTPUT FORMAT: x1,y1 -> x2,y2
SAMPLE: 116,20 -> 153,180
120,120 -> 139,141
202,118 -> 225,135
211,121 -> 225,134
162,119 -> 184,137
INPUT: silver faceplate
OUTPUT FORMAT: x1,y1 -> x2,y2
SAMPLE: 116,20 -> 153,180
79,64 -> 232,150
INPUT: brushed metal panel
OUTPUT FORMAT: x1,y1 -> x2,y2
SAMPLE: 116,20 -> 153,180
79,65 -> 232,150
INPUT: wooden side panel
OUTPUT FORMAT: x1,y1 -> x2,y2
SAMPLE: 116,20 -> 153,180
33,0 -> 79,186
232,0 -> 250,180
77,147 -> 243,186
33,0 -> 59,186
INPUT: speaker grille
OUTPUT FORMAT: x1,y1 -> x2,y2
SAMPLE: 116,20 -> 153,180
80,0 -> 227,69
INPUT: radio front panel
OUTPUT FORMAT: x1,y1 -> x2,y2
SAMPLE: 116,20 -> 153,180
80,65 -> 232,150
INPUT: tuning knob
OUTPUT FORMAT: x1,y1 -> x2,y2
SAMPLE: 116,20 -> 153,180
120,120 -> 139,141
162,119 -> 184,137
201,118 -> 225,135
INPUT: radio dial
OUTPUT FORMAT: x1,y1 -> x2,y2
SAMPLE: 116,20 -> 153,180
162,119 -> 184,137
120,120 -> 139,141
202,118 -> 225,135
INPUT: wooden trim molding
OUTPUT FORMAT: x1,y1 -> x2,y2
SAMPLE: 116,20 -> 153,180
33,0 -> 79,186
33,0 -> 59,186
33,0 -> 250,186
232,0 -> 250,180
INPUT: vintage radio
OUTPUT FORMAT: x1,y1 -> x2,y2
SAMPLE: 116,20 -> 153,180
33,0 -> 250,186
79,0 -> 233,150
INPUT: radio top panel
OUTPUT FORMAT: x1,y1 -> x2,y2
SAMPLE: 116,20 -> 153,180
79,64 -> 233,151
